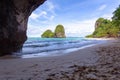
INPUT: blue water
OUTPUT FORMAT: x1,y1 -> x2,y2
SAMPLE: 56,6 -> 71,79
15,37 -> 105,58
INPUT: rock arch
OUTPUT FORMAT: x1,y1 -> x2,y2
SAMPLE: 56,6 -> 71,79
0,0 -> 46,56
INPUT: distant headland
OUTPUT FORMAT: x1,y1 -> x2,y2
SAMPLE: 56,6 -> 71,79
86,5 -> 120,38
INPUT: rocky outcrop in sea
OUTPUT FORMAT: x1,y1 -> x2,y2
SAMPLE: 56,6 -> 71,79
41,24 -> 66,38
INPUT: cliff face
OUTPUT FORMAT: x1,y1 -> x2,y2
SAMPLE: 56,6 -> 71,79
95,18 -> 106,29
0,0 -> 46,56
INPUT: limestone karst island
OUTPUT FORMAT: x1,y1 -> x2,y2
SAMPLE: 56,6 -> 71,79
41,24 -> 66,38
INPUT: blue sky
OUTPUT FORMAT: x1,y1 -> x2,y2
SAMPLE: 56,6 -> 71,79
28,0 -> 120,37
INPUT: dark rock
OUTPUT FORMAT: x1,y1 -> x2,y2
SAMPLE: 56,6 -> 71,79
0,0 -> 46,56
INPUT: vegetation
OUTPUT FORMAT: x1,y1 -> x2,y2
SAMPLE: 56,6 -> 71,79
41,29 -> 54,38
86,5 -> 120,38
112,5 -> 120,30
54,24 -> 66,38
41,24 -> 66,38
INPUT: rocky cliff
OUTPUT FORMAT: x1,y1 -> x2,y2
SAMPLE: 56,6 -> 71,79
0,0 -> 46,56
95,18 -> 106,29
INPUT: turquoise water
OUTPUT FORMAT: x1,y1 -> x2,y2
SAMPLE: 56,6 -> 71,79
15,37 -> 105,58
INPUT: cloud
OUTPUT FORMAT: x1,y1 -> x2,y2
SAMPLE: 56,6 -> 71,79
101,13 -> 113,20
49,15 -> 55,21
29,0 -> 56,24
27,23 -> 56,37
64,18 -> 97,37
98,4 -> 107,11
30,11 -> 47,20
45,1 -> 55,11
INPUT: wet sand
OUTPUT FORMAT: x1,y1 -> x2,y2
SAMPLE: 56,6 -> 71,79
0,39 -> 120,80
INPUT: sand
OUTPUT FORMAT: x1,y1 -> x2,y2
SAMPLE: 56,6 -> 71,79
0,39 -> 120,80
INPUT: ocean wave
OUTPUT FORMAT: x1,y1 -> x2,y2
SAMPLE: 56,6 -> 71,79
18,38 -> 104,57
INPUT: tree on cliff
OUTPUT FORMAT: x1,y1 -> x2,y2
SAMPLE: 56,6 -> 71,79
54,24 -> 66,38
112,5 -> 120,30
95,18 -> 111,29
41,30 -> 54,38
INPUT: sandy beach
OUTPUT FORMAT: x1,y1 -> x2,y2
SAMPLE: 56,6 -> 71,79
0,39 -> 120,80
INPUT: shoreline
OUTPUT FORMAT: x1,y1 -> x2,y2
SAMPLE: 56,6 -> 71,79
1,38 -> 108,59
0,38 -> 120,80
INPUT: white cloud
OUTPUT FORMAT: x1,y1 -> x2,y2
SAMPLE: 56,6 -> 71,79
45,1 -> 56,17
27,24 -> 55,37
46,1 -> 55,11
64,18 -> 97,37
29,1 -> 56,24
101,13 -> 113,20
98,4 -> 107,11
30,11 -> 47,20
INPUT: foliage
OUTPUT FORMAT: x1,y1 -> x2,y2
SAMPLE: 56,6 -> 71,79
55,24 -> 65,34
86,18 -> 119,38
112,5 -> 120,30
41,24 -> 66,38
54,24 -> 66,38
41,29 -> 54,38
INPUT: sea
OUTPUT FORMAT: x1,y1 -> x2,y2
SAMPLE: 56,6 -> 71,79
14,37 -> 106,58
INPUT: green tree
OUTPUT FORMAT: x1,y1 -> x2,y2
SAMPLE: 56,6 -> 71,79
112,5 -> 120,30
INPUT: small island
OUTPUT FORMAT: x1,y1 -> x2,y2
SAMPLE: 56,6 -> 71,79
41,24 -> 66,38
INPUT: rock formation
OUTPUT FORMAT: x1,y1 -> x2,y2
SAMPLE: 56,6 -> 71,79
95,18 -> 105,29
54,24 -> 66,38
41,24 -> 66,38
0,0 -> 46,56
41,30 -> 54,38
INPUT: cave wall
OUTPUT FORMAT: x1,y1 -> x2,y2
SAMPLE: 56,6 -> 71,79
0,0 -> 46,56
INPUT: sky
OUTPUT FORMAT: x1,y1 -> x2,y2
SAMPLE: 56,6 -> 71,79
28,0 -> 120,37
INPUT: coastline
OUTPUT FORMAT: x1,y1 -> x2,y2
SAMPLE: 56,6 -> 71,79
0,38 -> 120,80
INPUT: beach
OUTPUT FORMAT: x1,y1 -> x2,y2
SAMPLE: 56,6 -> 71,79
0,38 -> 120,80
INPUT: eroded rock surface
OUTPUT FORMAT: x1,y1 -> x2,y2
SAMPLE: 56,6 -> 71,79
0,0 -> 46,56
